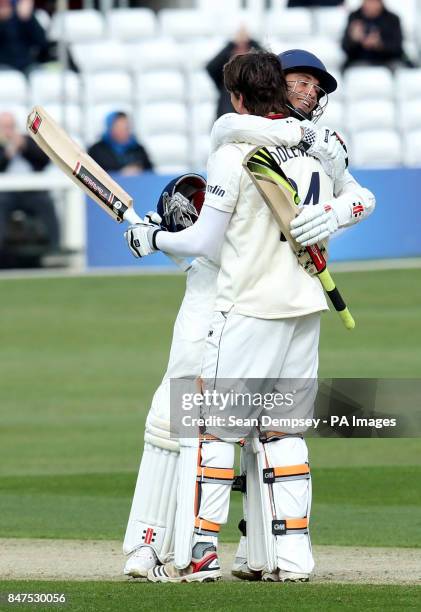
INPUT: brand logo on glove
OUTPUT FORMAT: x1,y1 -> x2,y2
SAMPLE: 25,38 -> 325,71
352,203 -> 364,218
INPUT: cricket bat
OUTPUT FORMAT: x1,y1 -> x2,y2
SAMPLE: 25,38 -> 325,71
26,106 -> 188,271
244,146 -> 355,330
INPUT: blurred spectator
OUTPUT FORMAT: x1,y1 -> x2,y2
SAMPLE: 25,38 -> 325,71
88,112 -> 154,175
288,1 -> 343,6
206,27 -> 262,119
0,0 -> 48,73
0,112 -> 60,268
341,0 -> 413,70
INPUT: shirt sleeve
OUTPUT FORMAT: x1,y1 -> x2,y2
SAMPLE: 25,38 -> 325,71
209,114 -> 302,155
155,204 -> 231,263
203,143 -> 243,213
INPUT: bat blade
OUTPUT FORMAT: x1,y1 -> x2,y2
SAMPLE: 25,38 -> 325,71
244,146 -> 355,330
27,105 -> 190,271
27,106 -> 133,224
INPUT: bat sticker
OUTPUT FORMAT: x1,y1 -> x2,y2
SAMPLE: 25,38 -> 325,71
29,113 -> 42,134
73,162 -> 127,221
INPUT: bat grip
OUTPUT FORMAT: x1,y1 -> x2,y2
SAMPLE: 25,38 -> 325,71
318,269 -> 355,330
124,209 -> 190,272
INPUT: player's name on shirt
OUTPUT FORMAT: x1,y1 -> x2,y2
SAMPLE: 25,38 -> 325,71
270,145 -> 311,166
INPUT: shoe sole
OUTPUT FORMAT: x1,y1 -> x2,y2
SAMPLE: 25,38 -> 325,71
124,571 -> 148,579
231,569 -> 262,582
148,570 -> 222,583
262,572 -> 310,583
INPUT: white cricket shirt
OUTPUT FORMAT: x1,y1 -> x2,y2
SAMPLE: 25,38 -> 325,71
204,140 -> 331,319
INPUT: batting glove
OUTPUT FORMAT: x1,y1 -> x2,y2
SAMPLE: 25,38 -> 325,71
290,203 -> 339,246
299,121 -> 348,181
125,222 -> 161,258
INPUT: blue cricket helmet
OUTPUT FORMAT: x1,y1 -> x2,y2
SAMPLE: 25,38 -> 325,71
157,173 -> 206,233
278,49 -> 337,95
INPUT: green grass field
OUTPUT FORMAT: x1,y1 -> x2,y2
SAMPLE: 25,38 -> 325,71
1,582 -> 420,612
0,268 -> 420,610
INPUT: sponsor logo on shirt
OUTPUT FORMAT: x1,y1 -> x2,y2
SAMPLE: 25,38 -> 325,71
207,184 -> 226,197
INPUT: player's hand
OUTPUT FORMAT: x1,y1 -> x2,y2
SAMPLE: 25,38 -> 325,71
300,121 -> 348,181
125,223 -> 161,258
143,211 -> 162,227
290,203 -> 339,246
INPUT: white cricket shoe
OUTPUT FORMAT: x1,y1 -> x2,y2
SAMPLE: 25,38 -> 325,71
231,559 -> 262,581
278,570 -> 310,583
262,569 -> 310,582
147,542 -> 221,583
124,546 -> 158,578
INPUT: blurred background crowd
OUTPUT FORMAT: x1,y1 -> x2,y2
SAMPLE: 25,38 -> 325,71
0,0 -> 420,268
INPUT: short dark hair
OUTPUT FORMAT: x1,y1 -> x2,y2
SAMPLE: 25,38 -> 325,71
223,50 -> 289,117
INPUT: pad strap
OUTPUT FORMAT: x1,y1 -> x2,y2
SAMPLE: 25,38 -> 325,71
197,466 -> 235,485
272,517 -> 309,536
263,463 -> 310,483
194,517 -> 220,536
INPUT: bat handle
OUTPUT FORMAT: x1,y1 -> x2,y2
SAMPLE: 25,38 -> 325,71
318,269 -> 355,330
124,209 -> 190,272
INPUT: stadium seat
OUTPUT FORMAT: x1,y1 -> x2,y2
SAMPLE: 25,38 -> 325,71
127,39 -> 183,72
144,134 -> 190,168
190,102 -> 216,137
42,104 -> 82,137
216,10 -> 264,40
136,103 -> 188,138
159,9 -> 215,40
197,0 -> 241,12
345,100 -> 395,133
314,7 -> 348,42
351,130 -> 402,167
179,37 -> 225,71
192,134 -> 211,172
265,9 -> 312,41
0,71 -> 27,104
71,42 -> 128,72
82,71 -> 132,106
245,0 -> 266,13
135,71 -> 185,104
0,104 -> 27,131
319,100 -> 345,133
106,8 -> 157,41
186,70 -> 218,103
399,101 -> 421,132
327,69 -> 344,100
403,131 -> 421,167
344,67 -> 394,101
49,9 -> 105,43
154,164 -> 190,175
395,68 -> 421,102
29,70 -> 80,105
85,102 -> 133,144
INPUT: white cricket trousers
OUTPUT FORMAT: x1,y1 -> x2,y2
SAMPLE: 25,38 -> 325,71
194,310 -> 320,572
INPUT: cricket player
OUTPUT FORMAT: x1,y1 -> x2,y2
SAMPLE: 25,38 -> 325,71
123,50 -> 375,582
